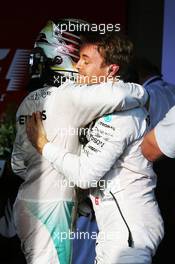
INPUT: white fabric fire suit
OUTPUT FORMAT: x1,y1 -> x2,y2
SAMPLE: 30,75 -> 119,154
42,106 -> 164,264
154,105 -> 175,158
11,80 -> 148,264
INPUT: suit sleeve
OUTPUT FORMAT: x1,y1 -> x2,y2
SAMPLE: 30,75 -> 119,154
68,81 -> 148,127
11,97 -> 34,180
154,105 -> 175,158
11,134 -> 27,180
42,114 -> 138,189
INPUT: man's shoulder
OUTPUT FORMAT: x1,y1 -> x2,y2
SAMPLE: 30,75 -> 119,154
19,86 -> 60,106
95,107 -> 146,130
26,87 -> 54,101
110,106 -> 147,119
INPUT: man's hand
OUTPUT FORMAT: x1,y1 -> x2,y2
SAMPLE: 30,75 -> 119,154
26,112 -> 48,154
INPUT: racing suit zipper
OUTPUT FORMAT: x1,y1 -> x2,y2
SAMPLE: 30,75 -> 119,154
109,191 -> 133,247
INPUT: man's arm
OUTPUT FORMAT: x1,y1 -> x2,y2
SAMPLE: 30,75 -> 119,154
11,127 -> 27,180
27,111 -> 141,189
11,97 -> 35,180
141,129 -> 163,161
141,106 -> 175,160
68,80 -> 148,127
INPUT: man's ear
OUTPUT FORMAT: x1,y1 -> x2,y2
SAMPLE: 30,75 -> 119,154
108,64 -> 119,77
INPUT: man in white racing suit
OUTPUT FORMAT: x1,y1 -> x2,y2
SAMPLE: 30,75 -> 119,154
26,32 -> 164,264
11,24 -> 147,264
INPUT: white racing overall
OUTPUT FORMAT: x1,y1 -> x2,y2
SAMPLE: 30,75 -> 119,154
42,107 -> 164,264
11,80 -> 148,264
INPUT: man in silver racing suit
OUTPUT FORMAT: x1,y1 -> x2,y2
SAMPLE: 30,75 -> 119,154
11,22 -> 147,264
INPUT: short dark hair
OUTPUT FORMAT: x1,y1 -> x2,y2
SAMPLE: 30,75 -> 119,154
81,31 -> 134,76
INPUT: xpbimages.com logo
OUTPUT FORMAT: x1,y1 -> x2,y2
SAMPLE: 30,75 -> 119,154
53,73 -> 121,86
57,22 -> 121,35
52,230 -> 120,242
54,178 -> 112,191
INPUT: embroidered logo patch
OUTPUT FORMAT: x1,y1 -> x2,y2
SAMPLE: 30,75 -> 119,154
104,115 -> 112,123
